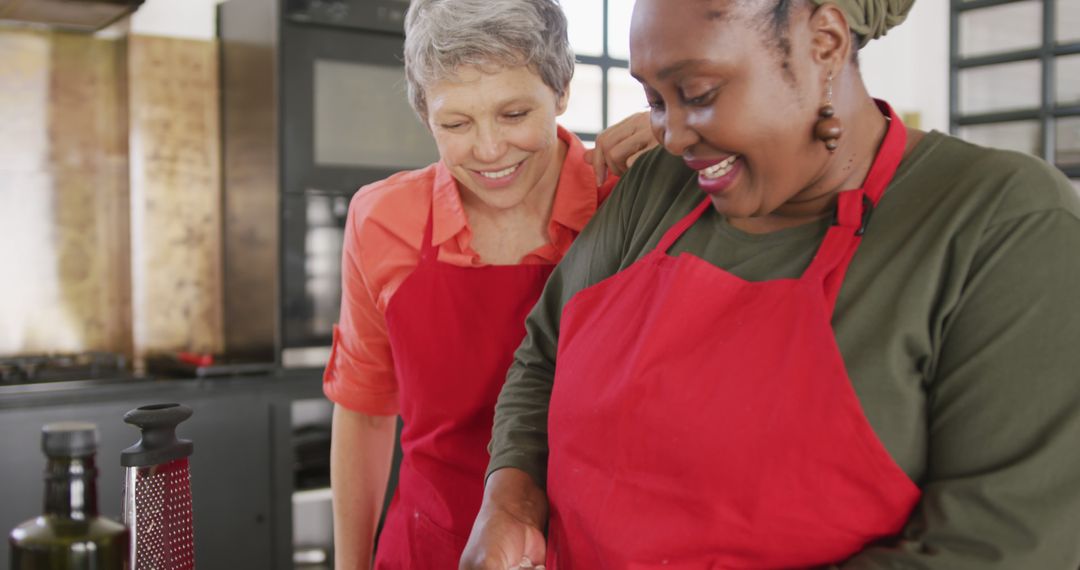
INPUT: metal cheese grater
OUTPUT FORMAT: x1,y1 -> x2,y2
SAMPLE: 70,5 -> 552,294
121,403 -> 196,570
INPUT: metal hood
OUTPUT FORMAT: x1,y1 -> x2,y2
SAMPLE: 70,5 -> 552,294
0,0 -> 144,32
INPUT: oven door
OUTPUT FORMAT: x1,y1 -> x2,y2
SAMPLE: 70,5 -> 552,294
279,23 -> 439,364
281,189 -> 348,362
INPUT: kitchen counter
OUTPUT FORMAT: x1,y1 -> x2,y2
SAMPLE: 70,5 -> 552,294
0,367 -> 323,408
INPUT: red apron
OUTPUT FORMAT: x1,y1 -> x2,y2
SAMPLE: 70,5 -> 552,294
376,208 -> 554,569
546,102 -> 921,569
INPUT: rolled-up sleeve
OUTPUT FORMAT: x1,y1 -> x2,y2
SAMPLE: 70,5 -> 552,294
323,194 -> 400,416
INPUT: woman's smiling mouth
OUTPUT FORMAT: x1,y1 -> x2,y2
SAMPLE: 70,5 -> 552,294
699,154 -> 740,179
685,154 -> 743,195
479,162 -> 522,179
471,160 -> 526,188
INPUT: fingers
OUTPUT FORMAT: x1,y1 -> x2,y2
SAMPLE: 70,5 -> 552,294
585,146 -> 607,187
460,515 -> 541,570
509,556 -> 545,570
460,548 -> 514,570
603,132 -> 653,176
626,147 -> 650,169
591,111 -> 660,180
521,520 -> 547,569
592,116 -> 638,183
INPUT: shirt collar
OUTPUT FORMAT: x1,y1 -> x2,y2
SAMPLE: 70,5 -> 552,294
548,125 -> 600,234
431,160 -> 468,247
429,124 -> 599,246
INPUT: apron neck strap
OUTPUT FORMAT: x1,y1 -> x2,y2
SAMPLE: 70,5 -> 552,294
834,100 -> 907,231
864,99 -> 907,206
655,198 -> 714,254
805,100 -> 908,305
420,203 -> 438,261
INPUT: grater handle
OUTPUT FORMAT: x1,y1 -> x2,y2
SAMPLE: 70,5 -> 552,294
121,403 -> 194,467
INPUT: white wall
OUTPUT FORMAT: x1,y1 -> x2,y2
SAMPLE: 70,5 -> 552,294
859,0 -> 950,133
128,0 -> 224,40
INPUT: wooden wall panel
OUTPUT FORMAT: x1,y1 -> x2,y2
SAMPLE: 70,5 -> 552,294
0,30 -> 130,356
50,33 -> 132,356
0,30 -> 228,360
127,34 -> 223,356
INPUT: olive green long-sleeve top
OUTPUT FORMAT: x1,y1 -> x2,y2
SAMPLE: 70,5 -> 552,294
488,131 -> 1080,568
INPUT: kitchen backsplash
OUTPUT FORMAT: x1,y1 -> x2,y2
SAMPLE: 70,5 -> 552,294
0,29 -> 223,360
128,34 -> 223,358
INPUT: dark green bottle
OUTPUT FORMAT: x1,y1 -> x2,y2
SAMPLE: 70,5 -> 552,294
8,422 -> 129,569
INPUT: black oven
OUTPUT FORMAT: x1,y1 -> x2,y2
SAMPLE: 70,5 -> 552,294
221,0 -> 439,366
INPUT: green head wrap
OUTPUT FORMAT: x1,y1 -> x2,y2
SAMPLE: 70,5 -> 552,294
809,0 -> 916,48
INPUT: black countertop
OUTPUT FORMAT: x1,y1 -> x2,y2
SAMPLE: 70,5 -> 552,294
0,367 -> 325,409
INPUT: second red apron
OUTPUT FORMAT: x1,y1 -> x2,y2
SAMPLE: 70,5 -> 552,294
546,102 -> 921,569
376,208 -> 554,569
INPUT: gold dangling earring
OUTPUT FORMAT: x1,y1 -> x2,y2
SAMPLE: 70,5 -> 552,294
815,73 -> 843,152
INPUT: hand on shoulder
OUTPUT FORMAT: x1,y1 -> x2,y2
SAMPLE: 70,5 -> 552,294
584,111 -> 659,186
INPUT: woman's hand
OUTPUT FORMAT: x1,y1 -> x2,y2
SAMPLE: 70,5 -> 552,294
460,468 -> 549,570
584,111 -> 658,186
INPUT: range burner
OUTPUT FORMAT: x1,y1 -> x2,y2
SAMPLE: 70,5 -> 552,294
0,352 -> 129,384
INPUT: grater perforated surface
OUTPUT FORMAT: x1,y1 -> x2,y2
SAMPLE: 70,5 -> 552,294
133,458 -> 195,570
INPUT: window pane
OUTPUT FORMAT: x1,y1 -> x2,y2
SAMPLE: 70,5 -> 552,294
607,67 -> 647,125
608,0 -> 634,60
563,64 -> 603,134
958,121 -> 1042,156
959,61 -> 1041,115
1056,117 -> 1080,167
1058,0 -> 1080,44
1057,55 -> 1080,106
959,1 -> 1041,58
565,0 -> 603,57
959,120 -> 1041,155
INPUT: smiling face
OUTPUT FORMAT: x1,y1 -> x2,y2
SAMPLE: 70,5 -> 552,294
630,0 -> 839,226
425,64 -> 569,214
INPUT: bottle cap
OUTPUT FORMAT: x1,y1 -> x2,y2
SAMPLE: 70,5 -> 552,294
41,422 -> 99,457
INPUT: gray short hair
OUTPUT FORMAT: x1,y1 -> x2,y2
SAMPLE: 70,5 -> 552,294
403,0 -> 575,123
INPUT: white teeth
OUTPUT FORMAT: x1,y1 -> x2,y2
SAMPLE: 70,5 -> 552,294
480,164 -> 518,179
700,155 -> 739,179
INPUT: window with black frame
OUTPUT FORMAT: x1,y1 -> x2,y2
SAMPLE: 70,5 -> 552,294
562,0 -> 649,142
951,0 -> 1080,191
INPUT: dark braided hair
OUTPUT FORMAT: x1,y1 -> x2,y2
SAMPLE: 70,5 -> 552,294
757,0 -> 860,84
762,0 -> 799,82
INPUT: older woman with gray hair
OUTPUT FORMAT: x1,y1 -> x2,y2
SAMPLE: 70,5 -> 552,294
320,0 -> 656,568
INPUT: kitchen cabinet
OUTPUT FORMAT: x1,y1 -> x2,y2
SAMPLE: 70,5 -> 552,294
0,370 -> 324,569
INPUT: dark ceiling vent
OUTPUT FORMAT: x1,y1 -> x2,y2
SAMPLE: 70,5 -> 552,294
0,0 -> 145,33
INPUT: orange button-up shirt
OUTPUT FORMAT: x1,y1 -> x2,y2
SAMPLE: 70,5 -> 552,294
324,126 -> 618,415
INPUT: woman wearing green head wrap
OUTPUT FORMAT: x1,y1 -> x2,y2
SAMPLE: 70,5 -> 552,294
812,0 -> 915,47
462,0 -> 1080,568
